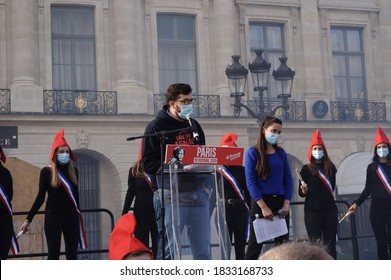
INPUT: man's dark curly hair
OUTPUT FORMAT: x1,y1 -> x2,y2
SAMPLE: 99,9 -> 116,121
165,83 -> 192,104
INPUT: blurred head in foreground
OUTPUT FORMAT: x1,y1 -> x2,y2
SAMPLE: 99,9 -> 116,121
109,213 -> 154,260
259,241 -> 334,260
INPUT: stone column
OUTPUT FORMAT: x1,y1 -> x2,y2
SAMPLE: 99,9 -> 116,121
112,0 -> 148,114
9,0 -> 42,112
212,0 -> 236,116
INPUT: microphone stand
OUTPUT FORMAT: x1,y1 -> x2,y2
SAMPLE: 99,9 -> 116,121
126,127 -> 193,260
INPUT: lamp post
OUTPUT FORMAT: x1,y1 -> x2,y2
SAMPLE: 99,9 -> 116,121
225,50 -> 295,122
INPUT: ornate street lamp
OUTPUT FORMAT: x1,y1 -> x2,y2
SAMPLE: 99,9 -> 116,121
226,50 -> 295,122
273,57 -> 295,115
248,49 -> 271,113
225,55 -> 248,118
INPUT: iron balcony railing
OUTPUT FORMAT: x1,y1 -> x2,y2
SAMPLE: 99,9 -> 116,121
1,89 -> 388,124
153,94 -> 221,118
0,89 -> 10,114
43,90 -> 117,115
330,100 -> 386,122
246,99 -> 307,122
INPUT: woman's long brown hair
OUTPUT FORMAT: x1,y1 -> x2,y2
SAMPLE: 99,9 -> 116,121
132,161 -> 145,178
254,116 -> 282,179
307,150 -> 336,178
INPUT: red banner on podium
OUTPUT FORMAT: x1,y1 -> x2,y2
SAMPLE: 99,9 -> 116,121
165,144 -> 244,166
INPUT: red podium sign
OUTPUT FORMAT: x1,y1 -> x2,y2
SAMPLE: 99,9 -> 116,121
165,144 -> 244,166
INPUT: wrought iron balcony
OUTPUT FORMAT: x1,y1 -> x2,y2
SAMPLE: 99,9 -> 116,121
153,94 -> 221,117
0,89 -> 10,114
330,100 -> 386,122
43,90 -> 117,115
245,98 -> 307,122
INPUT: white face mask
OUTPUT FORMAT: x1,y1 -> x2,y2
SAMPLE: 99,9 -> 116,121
57,153 -> 70,165
377,147 -> 389,158
265,132 -> 280,145
312,150 -> 324,160
178,104 -> 193,119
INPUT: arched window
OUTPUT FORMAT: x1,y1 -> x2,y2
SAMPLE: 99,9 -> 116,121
74,153 -> 101,259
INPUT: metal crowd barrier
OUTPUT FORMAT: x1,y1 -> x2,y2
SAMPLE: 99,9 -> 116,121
9,201 -> 372,260
8,208 -> 115,259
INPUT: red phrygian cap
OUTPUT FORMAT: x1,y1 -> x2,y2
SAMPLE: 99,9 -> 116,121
109,213 -> 154,260
220,132 -> 238,147
374,127 -> 391,147
307,129 -> 327,161
0,146 -> 6,163
50,129 -> 76,162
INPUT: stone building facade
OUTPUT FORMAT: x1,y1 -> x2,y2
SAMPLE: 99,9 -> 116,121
0,0 -> 390,259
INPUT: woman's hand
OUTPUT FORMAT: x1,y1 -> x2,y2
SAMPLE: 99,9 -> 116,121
348,203 -> 358,214
20,220 -> 30,234
300,183 -> 308,194
278,200 -> 290,218
278,204 -> 290,218
260,206 -> 273,220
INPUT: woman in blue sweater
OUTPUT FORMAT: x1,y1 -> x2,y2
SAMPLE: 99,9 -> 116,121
244,116 -> 293,260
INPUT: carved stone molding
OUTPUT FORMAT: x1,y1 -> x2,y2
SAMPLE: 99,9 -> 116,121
103,0 -> 109,17
38,0 -> 44,14
76,129 -> 90,149
356,135 -> 366,152
370,11 -> 379,40
320,9 -> 328,36
203,0 -> 209,25
291,7 -> 299,36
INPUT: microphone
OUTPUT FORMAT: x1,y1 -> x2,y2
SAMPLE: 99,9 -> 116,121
186,115 -> 200,143
126,136 -> 136,141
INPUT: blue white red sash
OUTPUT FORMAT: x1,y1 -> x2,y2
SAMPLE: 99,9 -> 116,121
58,171 -> 88,249
376,165 -> 391,196
0,182 -> 19,254
144,173 -> 157,192
317,169 -> 334,195
218,166 -> 249,211
218,166 -> 250,240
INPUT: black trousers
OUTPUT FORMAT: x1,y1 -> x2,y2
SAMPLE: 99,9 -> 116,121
370,201 -> 391,260
225,201 -> 249,260
44,210 -> 79,260
304,210 -> 338,259
134,203 -> 158,259
0,212 -> 13,260
245,196 -> 289,260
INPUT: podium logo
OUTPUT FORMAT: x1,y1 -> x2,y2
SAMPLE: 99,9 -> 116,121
226,152 -> 241,161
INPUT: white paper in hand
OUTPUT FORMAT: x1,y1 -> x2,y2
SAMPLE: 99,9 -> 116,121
252,217 -> 288,243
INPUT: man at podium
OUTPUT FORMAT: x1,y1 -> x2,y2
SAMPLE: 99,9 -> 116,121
141,83 -> 212,260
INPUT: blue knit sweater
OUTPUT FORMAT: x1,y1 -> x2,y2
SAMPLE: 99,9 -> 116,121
244,147 -> 293,202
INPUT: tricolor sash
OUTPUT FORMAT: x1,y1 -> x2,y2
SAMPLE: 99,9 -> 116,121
218,166 -> 249,211
376,165 -> 391,196
218,166 -> 250,240
317,169 -> 334,195
58,171 -> 88,249
144,173 -> 157,192
0,182 -> 19,254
